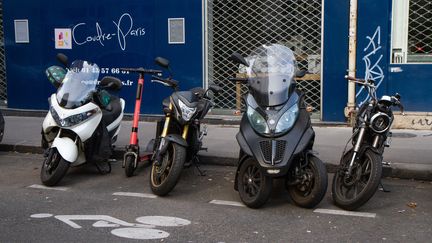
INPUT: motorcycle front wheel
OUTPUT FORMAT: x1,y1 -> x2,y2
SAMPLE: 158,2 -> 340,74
150,143 -> 186,196
332,149 -> 382,210
287,155 -> 328,208
40,148 -> 70,186
237,158 -> 272,208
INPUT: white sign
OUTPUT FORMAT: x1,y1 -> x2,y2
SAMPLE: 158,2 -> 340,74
14,19 -> 29,43
55,28 -> 72,49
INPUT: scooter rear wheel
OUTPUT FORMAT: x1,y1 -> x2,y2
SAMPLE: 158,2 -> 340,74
287,155 -> 328,208
40,148 -> 70,186
237,158 -> 272,208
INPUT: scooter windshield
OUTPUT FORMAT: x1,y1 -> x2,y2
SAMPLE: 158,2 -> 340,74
246,44 -> 296,107
56,60 -> 100,109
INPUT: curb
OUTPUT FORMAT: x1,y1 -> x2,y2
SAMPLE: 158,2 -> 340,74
1,143 -> 430,181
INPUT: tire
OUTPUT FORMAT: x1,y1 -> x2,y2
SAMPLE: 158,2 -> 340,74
40,148 -> 70,186
150,143 -> 186,196
287,155 -> 328,208
124,154 -> 136,177
332,149 -> 382,210
237,158 -> 273,208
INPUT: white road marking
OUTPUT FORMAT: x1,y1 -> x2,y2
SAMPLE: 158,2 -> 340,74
135,216 -> 191,227
28,184 -> 68,191
112,192 -> 158,199
209,200 -> 245,207
111,228 -> 169,240
54,215 -> 149,229
313,209 -> 376,218
30,213 -> 53,218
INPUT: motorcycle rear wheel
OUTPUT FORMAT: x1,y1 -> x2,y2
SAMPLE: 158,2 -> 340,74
287,155 -> 328,208
150,143 -> 186,196
332,149 -> 382,210
40,148 -> 70,186
237,158 -> 272,208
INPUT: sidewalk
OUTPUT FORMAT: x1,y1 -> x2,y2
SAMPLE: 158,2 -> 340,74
1,116 -> 431,180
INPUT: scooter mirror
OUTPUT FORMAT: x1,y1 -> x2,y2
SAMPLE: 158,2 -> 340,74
155,57 -> 170,69
296,69 -> 307,78
56,53 -> 69,68
229,52 -> 249,67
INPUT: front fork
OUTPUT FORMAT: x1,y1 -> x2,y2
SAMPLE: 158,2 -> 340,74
346,127 -> 366,175
153,103 -> 191,165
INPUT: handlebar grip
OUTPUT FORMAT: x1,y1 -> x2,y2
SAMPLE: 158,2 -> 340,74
228,77 -> 248,83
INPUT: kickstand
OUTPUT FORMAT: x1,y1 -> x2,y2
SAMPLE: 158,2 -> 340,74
379,180 -> 390,193
94,161 -> 112,175
192,156 -> 206,176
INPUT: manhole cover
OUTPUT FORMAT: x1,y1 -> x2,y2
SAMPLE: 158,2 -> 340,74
392,132 -> 417,138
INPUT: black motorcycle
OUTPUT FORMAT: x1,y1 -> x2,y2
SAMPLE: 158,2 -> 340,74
149,57 -> 221,196
332,75 -> 404,210
229,44 -> 328,208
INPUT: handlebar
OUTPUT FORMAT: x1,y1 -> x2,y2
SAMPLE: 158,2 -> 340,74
344,75 -> 375,85
151,75 -> 178,88
120,67 -> 162,75
228,77 -> 248,83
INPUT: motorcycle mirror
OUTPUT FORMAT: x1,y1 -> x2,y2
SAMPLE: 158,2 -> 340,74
56,53 -> 69,68
395,93 -> 401,100
100,76 -> 122,91
229,52 -> 249,67
208,84 -> 222,94
46,65 -> 66,88
155,57 -> 170,69
296,69 -> 307,78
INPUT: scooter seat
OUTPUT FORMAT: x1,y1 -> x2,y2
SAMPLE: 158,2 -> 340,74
102,96 -> 122,126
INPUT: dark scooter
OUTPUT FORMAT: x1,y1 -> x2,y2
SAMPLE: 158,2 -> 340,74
229,44 -> 328,208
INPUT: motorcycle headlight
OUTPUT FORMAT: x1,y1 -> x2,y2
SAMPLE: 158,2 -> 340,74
370,112 -> 392,133
247,106 -> 270,134
50,106 -> 98,127
275,103 -> 299,134
178,99 -> 197,122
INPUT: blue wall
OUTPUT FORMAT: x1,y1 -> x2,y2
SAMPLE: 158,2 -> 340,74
322,0 -> 349,121
3,0 -> 203,114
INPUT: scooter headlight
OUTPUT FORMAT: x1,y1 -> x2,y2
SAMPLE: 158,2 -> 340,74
178,99 -> 197,122
247,106 -> 270,134
275,103 -> 299,134
51,106 -> 98,127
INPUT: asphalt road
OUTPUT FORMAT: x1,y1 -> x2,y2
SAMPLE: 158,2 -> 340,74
0,152 -> 431,242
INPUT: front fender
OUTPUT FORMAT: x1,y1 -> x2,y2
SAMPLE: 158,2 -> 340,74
52,137 -> 78,163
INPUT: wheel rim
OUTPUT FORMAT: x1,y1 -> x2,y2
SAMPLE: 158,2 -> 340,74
241,163 -> 262,199
152,146 -> 173,186
293,164 -> 315,197
336,154 -> 372,200
43,149 -> 61,175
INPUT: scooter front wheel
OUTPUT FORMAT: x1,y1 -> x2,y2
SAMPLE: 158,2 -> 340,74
124,154 -> 136,177
287,155 -> 328,208
150,143 -> 186,196
237,158 -> 272,208
40,148 -> 70,186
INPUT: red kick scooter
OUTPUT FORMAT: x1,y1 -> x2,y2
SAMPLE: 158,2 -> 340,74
121,67 -> 162,177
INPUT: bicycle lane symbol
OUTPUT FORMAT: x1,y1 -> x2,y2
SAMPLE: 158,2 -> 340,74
30,213 -> 191,240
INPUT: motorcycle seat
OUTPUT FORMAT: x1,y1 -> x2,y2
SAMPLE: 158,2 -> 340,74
102,95 -> 122,126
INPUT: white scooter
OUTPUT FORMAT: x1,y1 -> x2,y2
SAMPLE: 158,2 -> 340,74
41,54 -> 125,186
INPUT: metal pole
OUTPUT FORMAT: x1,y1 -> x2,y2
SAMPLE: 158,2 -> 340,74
346,0 -> 358,125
